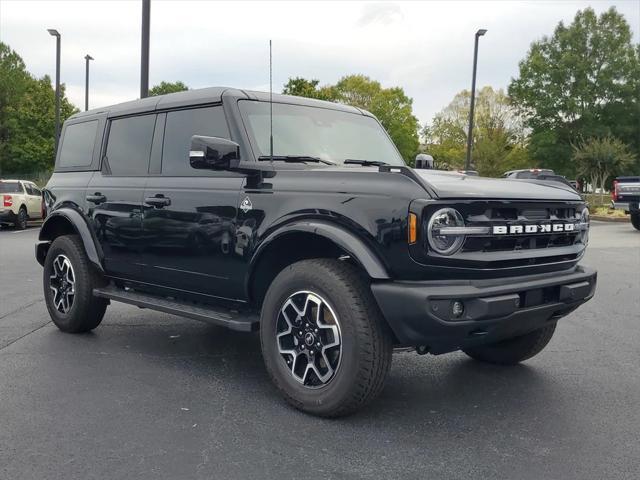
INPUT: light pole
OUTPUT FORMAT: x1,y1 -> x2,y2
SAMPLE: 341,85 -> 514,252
84,55 -> 94,111
47,29 -> 61,153
140,0 -> 150,98
465,28 -> 487,171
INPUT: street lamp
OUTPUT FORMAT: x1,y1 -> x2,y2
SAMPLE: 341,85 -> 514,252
84,55 -> 94,111
140,0 -> 150,98
465,28 -> 487,171
47,28 -> 61,153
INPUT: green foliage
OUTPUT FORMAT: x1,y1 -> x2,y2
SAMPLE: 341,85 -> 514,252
282,77 -> 333,100
0,42 -> 77,175
509,7 -> 640,177
282,74 -> 420,162
149,81 -> 189,96
572,137 -> 635,198
423,87 -> 530,176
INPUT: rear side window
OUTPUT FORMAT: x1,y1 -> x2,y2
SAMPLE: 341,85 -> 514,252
161,106 -> 229,175
0,182 -> 22,193
106,115 -> 156,176
58,120 -> 99,168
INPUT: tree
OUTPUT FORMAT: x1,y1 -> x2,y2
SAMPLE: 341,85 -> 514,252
149,81 -> 189,96
282,77 -> 332,100
4,77 -> 76,173
509,7 -> 640,176
282,75 -> 420,162
0,42 -> 77,175
573,137 -> 635,201
422,87 -> 530,176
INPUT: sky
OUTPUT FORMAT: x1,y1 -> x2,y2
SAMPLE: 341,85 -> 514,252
1,0 -> 638,127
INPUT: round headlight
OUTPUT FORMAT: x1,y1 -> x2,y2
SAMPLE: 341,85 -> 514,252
427,208 -> 465,255
580,208 -> 590,245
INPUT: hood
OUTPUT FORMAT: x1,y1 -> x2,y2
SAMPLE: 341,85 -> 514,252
413,170 -> 581,201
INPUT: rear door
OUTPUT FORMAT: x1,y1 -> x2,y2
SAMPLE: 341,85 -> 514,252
87,113 -> 157,280
141,105 -> 244,300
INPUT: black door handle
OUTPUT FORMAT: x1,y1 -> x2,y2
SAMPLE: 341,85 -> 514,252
145,195 -> 171,208
86,193 -> 106,204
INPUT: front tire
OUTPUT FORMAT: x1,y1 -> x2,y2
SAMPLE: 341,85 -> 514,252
463,323 -> 557,365
631,212 -> 640,231
15,207 -> 27,230
260,259 -> 392,417
43,235 -> 108,333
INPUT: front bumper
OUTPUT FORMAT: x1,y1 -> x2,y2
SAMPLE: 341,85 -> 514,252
371,266 -> 597,353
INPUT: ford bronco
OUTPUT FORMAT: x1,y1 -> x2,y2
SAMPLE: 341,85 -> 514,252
36,88 -> 597,417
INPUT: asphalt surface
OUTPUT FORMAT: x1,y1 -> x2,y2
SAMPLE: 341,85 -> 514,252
1,220 -> 639,480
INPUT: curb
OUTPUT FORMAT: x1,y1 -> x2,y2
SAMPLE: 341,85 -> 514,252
591,215 -> 629,223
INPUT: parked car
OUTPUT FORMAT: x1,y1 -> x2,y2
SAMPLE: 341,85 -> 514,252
36,88 -> 596,417
0,179 -> 44,229
502,169 -> 576,189
611,176 -> 640,230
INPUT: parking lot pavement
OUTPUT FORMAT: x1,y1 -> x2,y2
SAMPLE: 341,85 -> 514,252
0,222 -> 638,480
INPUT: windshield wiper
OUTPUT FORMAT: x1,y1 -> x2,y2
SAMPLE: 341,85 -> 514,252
344,159 -> 388,167
258,155 -> 335,165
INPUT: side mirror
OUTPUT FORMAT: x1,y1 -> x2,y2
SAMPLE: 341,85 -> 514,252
190,135 -> 240,170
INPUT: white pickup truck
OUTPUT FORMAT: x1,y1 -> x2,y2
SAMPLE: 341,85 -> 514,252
611,176 -> 640,231
0,179 -> 45,230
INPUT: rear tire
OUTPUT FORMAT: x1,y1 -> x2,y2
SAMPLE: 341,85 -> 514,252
260,259 -> 392,417
43,235 -> 108,333
631,212 -> 640,231
15,207 -> 27,230
463,323 -> 557,365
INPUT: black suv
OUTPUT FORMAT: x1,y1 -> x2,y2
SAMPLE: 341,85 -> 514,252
37,88 -> 596,417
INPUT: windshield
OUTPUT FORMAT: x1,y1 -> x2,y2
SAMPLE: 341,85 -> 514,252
0,181 -> 22,193
239,101 -> 405,166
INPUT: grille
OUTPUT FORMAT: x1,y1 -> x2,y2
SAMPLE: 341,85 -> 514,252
462,204 -> 581,254
412,199 -> 587,275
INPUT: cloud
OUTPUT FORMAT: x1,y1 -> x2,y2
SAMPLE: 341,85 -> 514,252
1,1 -> 637,126
357,2 -> 404,27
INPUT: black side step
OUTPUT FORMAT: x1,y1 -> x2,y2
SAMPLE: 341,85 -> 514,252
93,286 -> 259,332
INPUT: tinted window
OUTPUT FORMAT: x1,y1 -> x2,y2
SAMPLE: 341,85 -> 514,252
106,115 -> 156,176
58,120 -> 98,168
162,106 -> 229,175
0,181 -> 22,193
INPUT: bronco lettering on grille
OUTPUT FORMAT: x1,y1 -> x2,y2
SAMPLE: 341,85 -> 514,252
492,224 -> 575,235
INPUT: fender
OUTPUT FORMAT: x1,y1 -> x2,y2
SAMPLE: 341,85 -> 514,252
249,219 -> 391,280
36,208 -> 104,271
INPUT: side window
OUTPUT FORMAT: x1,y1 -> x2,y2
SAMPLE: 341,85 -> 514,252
105,115 -> 156,176
161,106 -> 230,175
30,184 -> 42,196
23,183 -> 33,195
58,120 -> 99,168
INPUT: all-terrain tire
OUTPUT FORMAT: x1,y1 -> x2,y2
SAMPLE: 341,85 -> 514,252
631,212 -> 640,231
463,323 -> 557,365
15,207 -> 27,230
43,235 -> 108,333
260,259 -> 393,417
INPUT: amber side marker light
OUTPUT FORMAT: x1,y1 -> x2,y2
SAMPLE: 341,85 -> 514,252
408,213 -> 418,244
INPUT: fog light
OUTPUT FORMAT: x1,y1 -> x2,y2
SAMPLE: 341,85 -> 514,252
451,300 -> 465,318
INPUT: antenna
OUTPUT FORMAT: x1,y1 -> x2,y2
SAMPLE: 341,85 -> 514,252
269,39 -> 274,163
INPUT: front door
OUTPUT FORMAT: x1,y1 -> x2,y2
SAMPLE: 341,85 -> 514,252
24,182 -> 42,218
87,113 -> 157,280
141,105 -> 245,301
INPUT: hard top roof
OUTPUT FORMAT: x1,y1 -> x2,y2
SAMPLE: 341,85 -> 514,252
69,87 -> 367,120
